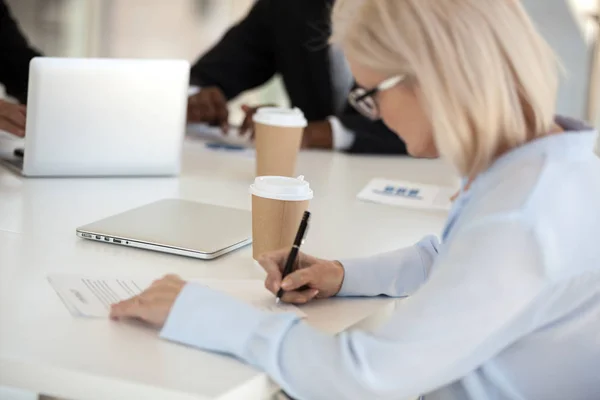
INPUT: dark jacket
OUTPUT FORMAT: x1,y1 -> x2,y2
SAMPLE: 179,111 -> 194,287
0,0 -> 41,104
190,0 -> 407,155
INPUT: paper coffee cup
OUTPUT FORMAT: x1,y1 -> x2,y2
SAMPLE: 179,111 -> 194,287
249,175 -> 313,260
253,107 -> 307,177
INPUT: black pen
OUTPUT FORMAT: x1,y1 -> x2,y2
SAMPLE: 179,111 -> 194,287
276,211 -> 311,304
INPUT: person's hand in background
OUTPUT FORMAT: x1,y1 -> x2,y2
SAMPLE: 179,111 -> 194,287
258,249 -> 345,304
110,274 -> 186,328
239,103 -> 277,137
0,99 -> 26,137
241,104 -> 334,149
187,86 -> 229,132
302,121 -> 333,149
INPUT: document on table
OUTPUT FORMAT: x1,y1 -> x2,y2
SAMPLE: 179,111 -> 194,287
48,275 -> 305,318
187,123 -> 255,157
357,178 -> 456,211
187,123 -> 252,147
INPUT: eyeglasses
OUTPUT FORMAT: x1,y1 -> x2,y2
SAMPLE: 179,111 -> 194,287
348,75 -> 405,120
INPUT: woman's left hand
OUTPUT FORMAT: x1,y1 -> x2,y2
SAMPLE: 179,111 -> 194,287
110,274 -> 186,328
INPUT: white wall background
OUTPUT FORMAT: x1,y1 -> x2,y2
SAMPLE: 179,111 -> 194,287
522,0 -> 591,120
565,0 -> 600,126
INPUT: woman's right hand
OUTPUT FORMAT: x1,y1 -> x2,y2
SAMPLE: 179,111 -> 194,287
0,99 -> 26,137
258,249 -> 345,304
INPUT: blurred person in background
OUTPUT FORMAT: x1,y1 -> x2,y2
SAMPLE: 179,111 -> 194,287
0,0 -> 41,137
186,0 -> 409,155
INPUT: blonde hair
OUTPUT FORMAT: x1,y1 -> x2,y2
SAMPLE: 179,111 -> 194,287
332,0 -> 559,177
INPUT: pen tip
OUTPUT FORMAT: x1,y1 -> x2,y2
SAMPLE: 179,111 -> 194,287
275,297 -> 281,304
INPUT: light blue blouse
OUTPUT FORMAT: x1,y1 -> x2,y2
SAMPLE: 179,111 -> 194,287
161,123 -> 600,400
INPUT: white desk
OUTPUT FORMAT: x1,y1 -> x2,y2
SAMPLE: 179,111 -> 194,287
0,139 -> 456,400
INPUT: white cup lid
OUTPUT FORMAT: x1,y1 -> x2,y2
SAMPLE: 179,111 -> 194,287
250,176 -> 313,201
253,107 -> 308,128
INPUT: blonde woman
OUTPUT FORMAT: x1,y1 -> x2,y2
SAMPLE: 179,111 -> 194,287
111,1 -> 600,399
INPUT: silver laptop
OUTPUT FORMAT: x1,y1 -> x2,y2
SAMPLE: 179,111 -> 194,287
1,57 -> 189,177
76,199 -> 252,260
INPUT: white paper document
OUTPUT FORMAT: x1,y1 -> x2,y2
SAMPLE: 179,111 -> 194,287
357,178 -> 456,211
48,275 -> 305,318
186,123 -> 252,147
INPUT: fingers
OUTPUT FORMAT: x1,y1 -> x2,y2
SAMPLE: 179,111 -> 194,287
281,267 -> 316,292
258,248 -> 291,272
0,118 -> 25,137
239,103 -> 277,137
147,281 -> 181,294
138,289 -> 178,303
259,248 -> 299,294
187,88 -> 228,127
187,97 -> 212,123
259,249 -> 316,294
0,101 -> 26,136
113,274 -> 183,315
150,274 -> 181,285
280,288 -> 319,304
260,258 -> 284,294
110,276 -> 184,327
110,296 -> 144,320
3,106 -> 26,127
110,296 -> 172,327
200,101 -> 217,123
210,90 -> 229,132
240,117 -> 253,137
240,105 -> 254,135
240,104 -> 258,137
163,273 -> 183,282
